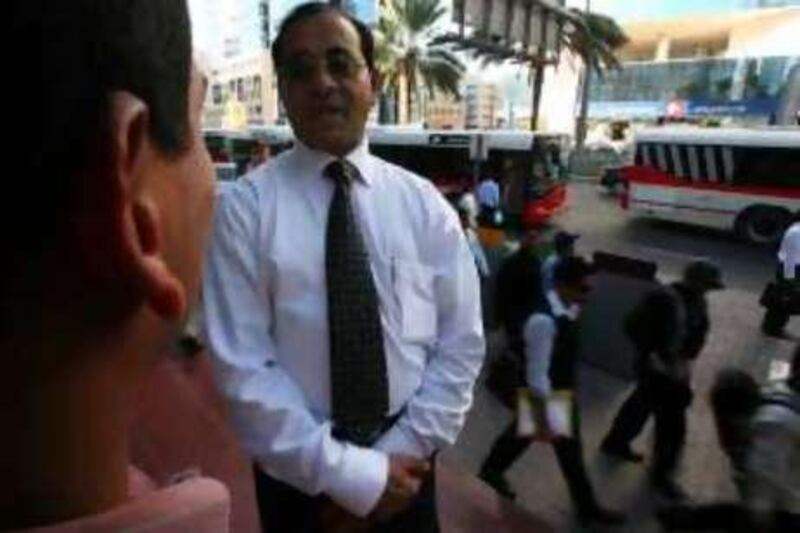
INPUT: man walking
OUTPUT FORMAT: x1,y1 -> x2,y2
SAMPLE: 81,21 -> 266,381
601,260 -> 725,499
761,213 -> 800,338
480,258 -> 625,527
202,3 -> 485,531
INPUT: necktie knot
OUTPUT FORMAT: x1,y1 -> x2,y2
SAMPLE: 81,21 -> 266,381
324,160 -> 356,187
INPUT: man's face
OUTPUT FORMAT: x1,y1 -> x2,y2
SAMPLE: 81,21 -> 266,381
154,64 -> 215,313
278,12 -> 376,156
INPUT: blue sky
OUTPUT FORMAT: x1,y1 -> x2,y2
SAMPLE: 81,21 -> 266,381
567,0 -> 747,20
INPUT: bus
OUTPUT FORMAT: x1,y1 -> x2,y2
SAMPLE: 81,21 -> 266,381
620,127 -> 800,244
366,128 -> 569,228
203,129 -> 261,179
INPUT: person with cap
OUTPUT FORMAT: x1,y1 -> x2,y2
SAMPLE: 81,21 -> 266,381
480,257 -> 626,527
601,259 -> 725,500
761,212 -> 800,339
541,231 -> 579,295
476,176 -> 502,227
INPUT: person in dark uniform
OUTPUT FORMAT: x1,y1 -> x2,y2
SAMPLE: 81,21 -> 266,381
480,257 -> 626,527
600,260 -> 725,499
494,228 -> 546,354
761,212 -> 800,339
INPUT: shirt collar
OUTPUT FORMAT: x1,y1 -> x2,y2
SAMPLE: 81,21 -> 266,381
292,135 -> 373,186
547,290 -> 580,321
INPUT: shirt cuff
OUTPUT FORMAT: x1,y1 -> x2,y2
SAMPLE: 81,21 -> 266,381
326,444 -> 389,517
373,421 -> 429,458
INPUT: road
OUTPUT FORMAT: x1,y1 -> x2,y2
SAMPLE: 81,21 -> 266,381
444,181 -> 797,532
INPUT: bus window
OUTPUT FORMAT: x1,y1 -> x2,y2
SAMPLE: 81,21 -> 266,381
371,143 -> 472,194
732,146 -> 800,188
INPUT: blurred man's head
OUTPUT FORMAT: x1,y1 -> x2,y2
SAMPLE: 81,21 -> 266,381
10,0 -> 214,351
710,367 -> 761,462
272,2 -> 377,156
553,256 -> 593,306
5,2 -> 214,525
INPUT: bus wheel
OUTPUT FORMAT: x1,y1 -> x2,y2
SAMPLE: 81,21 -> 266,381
737,207 -> 791,245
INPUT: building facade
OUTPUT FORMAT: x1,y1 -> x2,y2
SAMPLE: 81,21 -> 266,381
203,52 -> 280,130
425,91 -> 465,129
464,83 -> 504,129
588,6 -> 800,124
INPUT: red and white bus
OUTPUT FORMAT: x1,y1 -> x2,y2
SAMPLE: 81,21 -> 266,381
620,128 -> 800,243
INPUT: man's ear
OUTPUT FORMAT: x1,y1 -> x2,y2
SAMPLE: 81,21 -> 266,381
107,91 -> 187,321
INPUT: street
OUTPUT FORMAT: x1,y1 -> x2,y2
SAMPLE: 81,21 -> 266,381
445,181 -> 797,532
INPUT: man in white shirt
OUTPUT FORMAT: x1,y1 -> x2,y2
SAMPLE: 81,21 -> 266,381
761,214 -> 800,338
202,3 -> 485,532
479,258 -> 625,527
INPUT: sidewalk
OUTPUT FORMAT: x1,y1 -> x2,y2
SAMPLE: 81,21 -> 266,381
445,282 -> 797,532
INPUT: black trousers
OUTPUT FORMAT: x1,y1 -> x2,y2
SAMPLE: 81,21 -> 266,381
762,267 -> 795,335
603,370 -> 693,482
480,403 -> 599,514
253,461 -> 439,533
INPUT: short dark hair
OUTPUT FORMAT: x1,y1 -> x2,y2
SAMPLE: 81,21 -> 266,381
30,0 -> 193,242
271,2 -> 375,75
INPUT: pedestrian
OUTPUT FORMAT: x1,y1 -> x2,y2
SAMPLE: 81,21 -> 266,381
479,257 -> 626,527
601,260 -> 725,500
761,212 -> 800,339
494,228 -> 546,353
458,206 -> 490,279
2,1 -> 219,529
658,348 -> 800,532
201,3 -> 485,532
542,230 -> 579,294
476,175 -> 502,227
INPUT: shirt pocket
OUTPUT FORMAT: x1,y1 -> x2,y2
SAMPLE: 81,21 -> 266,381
393,258 -> 437,344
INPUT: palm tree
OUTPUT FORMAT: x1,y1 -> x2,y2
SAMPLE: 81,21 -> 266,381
567,6 -> 628,148
440,5 -> 626,132
375,0 -> 466,124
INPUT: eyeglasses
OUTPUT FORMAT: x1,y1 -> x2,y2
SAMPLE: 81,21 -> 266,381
280,50 -> 366,83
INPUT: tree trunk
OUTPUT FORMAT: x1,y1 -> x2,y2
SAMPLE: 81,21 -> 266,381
576,63 -> 591,150
575,0 -> 592,151
530,61 -> 545,131
406,76 -> 413,124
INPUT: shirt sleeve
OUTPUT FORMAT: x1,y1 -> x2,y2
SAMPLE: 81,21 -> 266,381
374,189 -> 486,458
524,314 -> 557,399
202,179 -> 387,517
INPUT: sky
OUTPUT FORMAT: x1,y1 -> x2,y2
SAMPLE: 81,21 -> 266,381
567,0 -> 747,20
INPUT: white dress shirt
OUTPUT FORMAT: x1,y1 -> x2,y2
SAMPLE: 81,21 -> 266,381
465,228 -> 490,277
476,179 -> 500,208
202,137 -> 485,517
541,253 -> 560,295
524,291 -> 580,399
778,222 -> 800,280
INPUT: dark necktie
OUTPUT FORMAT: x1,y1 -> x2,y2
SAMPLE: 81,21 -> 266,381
324,159 -> 389,446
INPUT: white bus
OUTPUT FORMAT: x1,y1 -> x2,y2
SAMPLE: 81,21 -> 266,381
620,127 -> 800,243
